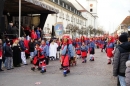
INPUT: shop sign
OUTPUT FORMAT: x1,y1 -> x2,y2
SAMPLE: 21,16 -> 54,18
54,22 -> 63,36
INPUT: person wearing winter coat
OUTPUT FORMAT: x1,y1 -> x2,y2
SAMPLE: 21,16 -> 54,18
0,39 -> 4,71
12,39 -> 22,67
4,40 -> 13,70
31,29 -> 37,39
28,39 -> 35,60
36,27 -> 41,39
19,37 -> 27,65
113,34 -> 130,86
125,60 -> 130,86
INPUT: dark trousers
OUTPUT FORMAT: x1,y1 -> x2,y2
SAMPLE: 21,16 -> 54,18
117,76 -> 121,86
0,59 -> 2,69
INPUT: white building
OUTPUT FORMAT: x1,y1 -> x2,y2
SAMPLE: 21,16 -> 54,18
116,16 -> 130,35
39,0 -> 98,38
85,0 -> 98,29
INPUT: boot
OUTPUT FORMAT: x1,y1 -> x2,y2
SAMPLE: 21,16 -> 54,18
82,61 -> 85,63
59,64 -> 63,70
107,59 -> 111,64
31,67 -> 35,71
37,67 -> 41,70
66,70 -> 70,74
41,70 -> 45,73
63,70 -> 67,77
84,59 -> 87,63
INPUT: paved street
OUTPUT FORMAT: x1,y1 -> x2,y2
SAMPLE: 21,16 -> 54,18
0,49 -> 116,86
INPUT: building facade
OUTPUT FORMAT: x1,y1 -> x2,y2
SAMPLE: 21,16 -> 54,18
85,0 -> 98,29
116,16 -> 130,35
40,0 -> 87,38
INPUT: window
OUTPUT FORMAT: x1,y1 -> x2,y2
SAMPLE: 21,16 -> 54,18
68,6 -> 70,10
62,3 -> 64,7
74,9 -> 75,13
71,17 -> 73,22
90,9 -> 93,12
60,1 -> 62,5
63,13 -> 64,19
55,0 -> 58,3
59,12 -> 62,18
56,13 -> 59,17
58,0 -> 60,4
66,14 -> 68,20
66,5 -> 68,9
68,15 -> 70,21
70,7 -> 71,11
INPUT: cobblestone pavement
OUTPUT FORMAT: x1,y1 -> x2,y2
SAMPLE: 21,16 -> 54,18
0,49 -> 116,86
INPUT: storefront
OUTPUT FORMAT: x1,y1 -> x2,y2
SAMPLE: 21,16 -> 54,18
0,0 -> 59,37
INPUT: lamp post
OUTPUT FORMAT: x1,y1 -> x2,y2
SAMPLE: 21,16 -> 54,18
19,0 -> 21,37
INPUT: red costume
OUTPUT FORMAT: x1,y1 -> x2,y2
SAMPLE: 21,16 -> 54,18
106,36 -> 114,64
31,30 -> 37,39
31,45 -> 46,73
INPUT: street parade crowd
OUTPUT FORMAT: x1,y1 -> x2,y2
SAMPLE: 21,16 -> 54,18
0,23 -> 130,86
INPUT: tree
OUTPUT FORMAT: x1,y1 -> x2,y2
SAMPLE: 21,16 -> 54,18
87,25 -> 93,37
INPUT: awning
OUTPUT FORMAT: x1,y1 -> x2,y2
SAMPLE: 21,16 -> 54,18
4,0 -> 59,15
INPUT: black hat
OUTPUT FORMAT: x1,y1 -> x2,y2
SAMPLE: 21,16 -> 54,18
121,32 -> 129,37
36,42 -> 40,46
119,34 -> 128,42
6,39 -> 10,44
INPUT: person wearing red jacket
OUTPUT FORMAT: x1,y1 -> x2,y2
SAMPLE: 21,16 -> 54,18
60,35 -> 74,77
106,36 -> 115,64
31,29 -> 37,39
31,43 -> 47,73
0,39 -> 4,71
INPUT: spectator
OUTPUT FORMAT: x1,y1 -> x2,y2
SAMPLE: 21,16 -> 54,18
113,34 -> 130,86
31,28 -> 37,39
56,38 -> 61,59
125,60 -> 130,86
12,39 -> 21,67
19,37 -> 28,65
11,24 -> 18,39
0,39 -> 4,71
6,22 -> 13,34
49,39 -> 58,60
28,39 -> 35,62
5,40 -> 13,70
36,27 -> 41,39
39,28 -> 44,38
20,26 -> 25,37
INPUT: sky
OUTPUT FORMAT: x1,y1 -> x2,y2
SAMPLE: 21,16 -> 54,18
77,0 -> 130,33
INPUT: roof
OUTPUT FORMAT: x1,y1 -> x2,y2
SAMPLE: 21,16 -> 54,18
61,0 -> 75,9
121,16 -> 130,25
4,0 -> 59,15
68,0 -> 86,12
49,0 -> 87,20
68,0 -> 95,17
